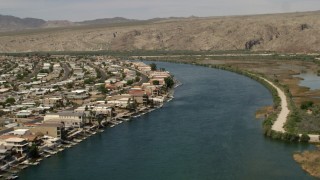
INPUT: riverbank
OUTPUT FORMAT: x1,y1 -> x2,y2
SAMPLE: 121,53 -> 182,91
141,58 -> 320,142
140,59 -> 320,179
6,84 -> 181,180
293,146 -> 320,178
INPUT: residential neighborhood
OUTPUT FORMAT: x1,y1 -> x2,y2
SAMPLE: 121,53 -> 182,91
0,55 -> 177,179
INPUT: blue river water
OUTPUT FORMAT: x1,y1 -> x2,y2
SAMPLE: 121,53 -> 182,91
19,62 -> 313,180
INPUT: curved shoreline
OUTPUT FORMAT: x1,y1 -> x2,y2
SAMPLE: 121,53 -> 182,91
260,77 -> 320,143
142,59 -> 320,143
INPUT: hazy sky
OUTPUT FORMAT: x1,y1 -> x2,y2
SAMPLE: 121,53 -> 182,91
0,0 -> 319,21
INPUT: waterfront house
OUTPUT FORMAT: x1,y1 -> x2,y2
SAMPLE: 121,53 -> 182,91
149,71 -> 170,79
4,137 -> 28,154
128,87 -> 149,104
29,123 -> 63,139
0,145 -> 13,158
44,111 -> 86,128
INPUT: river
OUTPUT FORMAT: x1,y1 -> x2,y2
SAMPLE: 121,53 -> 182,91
19,62 -> 313,180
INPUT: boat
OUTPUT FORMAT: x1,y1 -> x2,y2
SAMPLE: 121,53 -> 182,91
6,174 -> 18,180
110,125 -> 115,128
74,139 -> 82,143
133,114 -> 140,118
31,162 -> 40,166
148,108 -> 155,112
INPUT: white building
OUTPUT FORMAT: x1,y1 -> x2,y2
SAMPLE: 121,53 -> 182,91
5,138 -> 28,154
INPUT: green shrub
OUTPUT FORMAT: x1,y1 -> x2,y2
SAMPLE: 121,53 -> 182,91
271,130 -> 282,140
300,134 -> 310,142
281,132 -> 300,142
300,101 -> 314,110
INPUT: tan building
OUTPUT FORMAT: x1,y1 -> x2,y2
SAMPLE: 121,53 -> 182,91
43,97 -> 63,107
29,123 -> 63,139
44,111 -> 85,128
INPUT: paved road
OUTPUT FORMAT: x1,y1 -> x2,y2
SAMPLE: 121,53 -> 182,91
61,62 -> 72,81
24,61 -> 42,82
88,62 -> 107,82
127,67 -> 148,86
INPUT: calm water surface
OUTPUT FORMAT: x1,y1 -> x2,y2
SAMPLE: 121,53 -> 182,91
294,73 -> 320,90
20,62 -> 313,180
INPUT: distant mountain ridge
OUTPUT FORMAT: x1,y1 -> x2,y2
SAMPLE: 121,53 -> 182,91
77,17 -> 140,25
0,14 -> 46,32
0,14 -> 144,32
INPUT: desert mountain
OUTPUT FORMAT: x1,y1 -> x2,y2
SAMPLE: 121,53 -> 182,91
0,14 -> 143,32
78,17 -> 140,25
0,14 -> 46,32
0,11 -> 319,53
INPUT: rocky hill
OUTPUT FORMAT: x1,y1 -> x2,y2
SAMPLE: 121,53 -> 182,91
0,11 -> 320,53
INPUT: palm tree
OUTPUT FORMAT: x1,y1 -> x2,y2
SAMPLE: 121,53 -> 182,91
96,114 -> 105,128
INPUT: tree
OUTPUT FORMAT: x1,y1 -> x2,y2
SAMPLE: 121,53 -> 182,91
164,77 -> 174,89
5,97 -> 15,105
127,98 -> 137,111
88,110 -> 96,125
127,80 -> 134,85
149,63 -> 157,71
96,114 -> 105,128
300,101 -> 314,110
84,78 -> 95,84
16,73 -> 24,80
66,83 -> 74,89
49,65 -> 53,72
300,134 -> 310,142
152,80 -> 160,85
281,132 -> 299,142
96,69 -> 102,79
0,110 -> 5,117
97,84 -> 108,94
135,76 -> 140,82
28,143 -> 40,159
